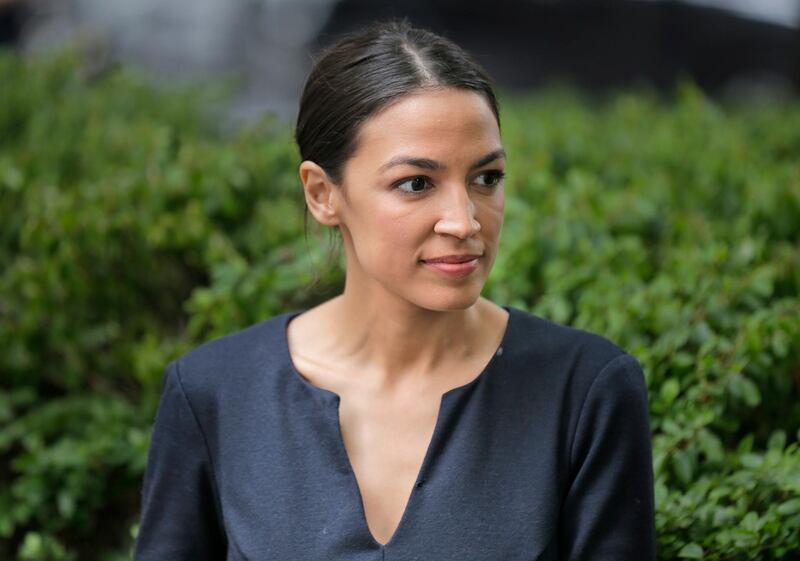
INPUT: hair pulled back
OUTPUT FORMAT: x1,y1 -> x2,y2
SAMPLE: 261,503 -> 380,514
295,18 -> 500,186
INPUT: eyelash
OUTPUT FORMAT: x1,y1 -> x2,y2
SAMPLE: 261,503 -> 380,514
393,170 -> 506,196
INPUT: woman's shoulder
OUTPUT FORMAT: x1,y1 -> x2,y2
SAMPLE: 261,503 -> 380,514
168,310 -> 299,397
505,305 -> 645,400
507,305 -> 630,365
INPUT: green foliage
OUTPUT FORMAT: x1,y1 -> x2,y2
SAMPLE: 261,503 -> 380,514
491,84 -> 800,560
1,48 -> 799,560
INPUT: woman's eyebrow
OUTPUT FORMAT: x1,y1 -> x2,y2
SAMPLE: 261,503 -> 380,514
378,148 -> 507,173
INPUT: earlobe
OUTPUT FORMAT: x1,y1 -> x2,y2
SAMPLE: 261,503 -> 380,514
299,160 -> 341,227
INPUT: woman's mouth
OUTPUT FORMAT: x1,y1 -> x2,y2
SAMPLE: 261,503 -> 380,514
420,257 -> 480,277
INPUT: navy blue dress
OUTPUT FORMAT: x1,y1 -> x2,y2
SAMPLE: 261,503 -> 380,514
133,305 -> 656,560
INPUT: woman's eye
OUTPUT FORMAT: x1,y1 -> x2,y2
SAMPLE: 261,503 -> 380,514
393,171 -> 504,196
394,176 -> 431,195
475,170 -> 505,187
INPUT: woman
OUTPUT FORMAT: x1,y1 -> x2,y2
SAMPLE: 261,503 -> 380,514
133,19 -> 656,561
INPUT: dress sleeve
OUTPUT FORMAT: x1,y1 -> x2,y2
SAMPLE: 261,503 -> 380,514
133,360 -> 227,561
559,353 -> 656,560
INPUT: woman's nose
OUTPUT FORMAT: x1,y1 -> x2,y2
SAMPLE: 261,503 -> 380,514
433,184 -> 481,239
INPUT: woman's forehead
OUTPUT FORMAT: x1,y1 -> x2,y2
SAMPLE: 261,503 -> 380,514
351,89 -> 502,169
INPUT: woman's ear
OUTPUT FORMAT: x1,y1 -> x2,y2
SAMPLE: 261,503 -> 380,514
299,161 -> 342,227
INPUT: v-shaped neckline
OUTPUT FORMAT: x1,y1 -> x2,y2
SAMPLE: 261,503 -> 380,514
279,305 -> 516,549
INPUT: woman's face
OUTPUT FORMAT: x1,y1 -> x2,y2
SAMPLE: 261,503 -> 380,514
326,87 -> 505,312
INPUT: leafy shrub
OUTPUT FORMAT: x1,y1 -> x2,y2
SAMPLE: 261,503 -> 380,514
1,48 -> 798,560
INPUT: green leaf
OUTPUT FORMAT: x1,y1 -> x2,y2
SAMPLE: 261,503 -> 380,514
740,453 -> 763,469
771,330 -> 789,358
672,449 -> 695,486
739,377 -> 761,407
697,428 -> 725,464
729,375 -> 761,407
777,499 -> 800,516
740,511 -> 762,532
672,351 -> 695,369
737,434 -> 755,455
768,430 -> 787,452
660,378 -> 681,405
678,543 -> 704,558
56,491 -> 75,519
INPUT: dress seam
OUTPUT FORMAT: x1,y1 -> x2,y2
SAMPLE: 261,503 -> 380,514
172,358 -> 242,559
566,351 -> 632,472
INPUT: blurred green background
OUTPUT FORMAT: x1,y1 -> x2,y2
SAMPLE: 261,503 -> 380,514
1,47 -> 799,560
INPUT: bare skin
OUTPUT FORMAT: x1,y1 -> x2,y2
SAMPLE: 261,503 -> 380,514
294,87 -> 508,546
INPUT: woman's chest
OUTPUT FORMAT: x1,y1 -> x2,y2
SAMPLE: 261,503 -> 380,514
336,392 -> 444,547
209,386 -> 564,561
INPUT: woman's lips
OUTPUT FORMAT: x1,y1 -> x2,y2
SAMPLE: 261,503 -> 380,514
421,257 -> 480,277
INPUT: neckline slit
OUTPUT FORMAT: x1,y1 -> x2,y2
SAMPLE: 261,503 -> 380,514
279,305 -> 516,549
